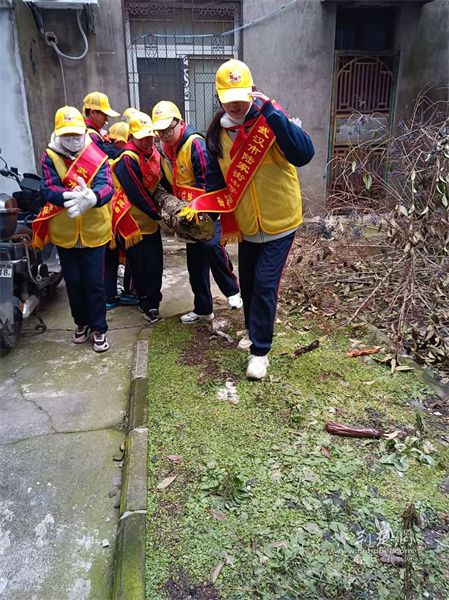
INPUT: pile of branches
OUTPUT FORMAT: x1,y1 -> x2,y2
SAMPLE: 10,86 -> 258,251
282,93 -> 449,376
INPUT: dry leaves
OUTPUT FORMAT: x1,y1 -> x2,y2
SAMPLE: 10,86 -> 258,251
167,455 -> 182,463
208,509 -> 227,522
210,560 -> 225,584
320,446 -> 331,459
156,475 -> 177,490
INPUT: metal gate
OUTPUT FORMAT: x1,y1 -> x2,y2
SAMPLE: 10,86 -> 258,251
328,53 -> 397,203
124,1 -> 241,133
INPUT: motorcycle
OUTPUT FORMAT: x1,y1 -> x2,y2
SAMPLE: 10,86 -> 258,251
0,148 -> 62,350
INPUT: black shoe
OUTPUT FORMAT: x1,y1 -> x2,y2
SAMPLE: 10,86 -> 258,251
142,308 -> 162,324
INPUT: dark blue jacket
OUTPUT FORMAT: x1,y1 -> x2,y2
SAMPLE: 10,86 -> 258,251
113,146 -> 160,221
85,119 -> 122,159
40,151 -> 114,208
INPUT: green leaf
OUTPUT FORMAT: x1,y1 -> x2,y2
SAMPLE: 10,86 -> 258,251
302,522 -> 322,535
393,455 -> 409,472
379,453 -> 397,465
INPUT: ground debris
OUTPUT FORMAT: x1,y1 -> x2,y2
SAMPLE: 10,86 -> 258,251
216,379 -> 239,405
378,548 -> 405,567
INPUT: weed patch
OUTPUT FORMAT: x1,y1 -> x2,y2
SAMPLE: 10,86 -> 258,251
146,315 -> 449,600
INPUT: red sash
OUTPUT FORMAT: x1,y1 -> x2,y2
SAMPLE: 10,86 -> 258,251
109,145 -> 161,247
32,141 -> 107,249
178,114 -> 276,242
124,141 -> 161,192
141,148 -> 161,191
175,185 -> 204,203
110,186 -> 142,249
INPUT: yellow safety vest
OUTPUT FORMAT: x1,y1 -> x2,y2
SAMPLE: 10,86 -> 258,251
46,148 -> 112,248
161,134 -> 204,189
217,131 -> 303,236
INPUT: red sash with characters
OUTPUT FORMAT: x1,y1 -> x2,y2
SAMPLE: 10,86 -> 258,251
32,141 -> 107,249
109,146 -> 161,247
178,114 -> 276,243
176,184 -> 204,203
109,186 -> 142,249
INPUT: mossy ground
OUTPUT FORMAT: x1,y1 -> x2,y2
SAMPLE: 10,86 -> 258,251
146,313 -> 449,600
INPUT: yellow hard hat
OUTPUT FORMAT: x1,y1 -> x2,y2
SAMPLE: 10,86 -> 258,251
82,91 -> 119,117
151,101 -> 182,131
215,59 -> 254,104
108,122 -> 129,143
128,111 -> 155,139
54,106 -> 86,136
122,107 -> 138,123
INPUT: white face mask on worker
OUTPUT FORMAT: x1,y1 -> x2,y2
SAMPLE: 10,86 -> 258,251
61,135 -> 85,154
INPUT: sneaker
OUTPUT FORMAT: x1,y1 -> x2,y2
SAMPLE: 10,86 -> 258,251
246,354 -> 269,380
106,296 -> 120,310
142,308 -> 162,324
238,331 -> 252,351
180,311 -> 214,324
227,292 -> 243,309
119,293 -> 140,306
72,325 -> 91,344
92,331 -> 110,353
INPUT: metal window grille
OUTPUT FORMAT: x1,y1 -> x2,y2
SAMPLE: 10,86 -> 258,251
123,1 -> 241,133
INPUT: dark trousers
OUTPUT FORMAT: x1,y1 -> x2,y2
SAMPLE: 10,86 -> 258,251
186,219 -> 239,315
104,245 -> 119,300
57,244 -> 108,333
238,233 -> 295,356
104,243 -> 134,300
124,229 -> 163,311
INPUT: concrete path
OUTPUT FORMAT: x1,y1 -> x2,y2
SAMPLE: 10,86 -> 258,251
0,237 -> 235,600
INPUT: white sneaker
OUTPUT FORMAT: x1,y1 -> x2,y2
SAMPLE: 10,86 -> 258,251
238,331 -> 252,351
246,354 -> 269,380
227,292 -> 243,309
180,311 -> 214,324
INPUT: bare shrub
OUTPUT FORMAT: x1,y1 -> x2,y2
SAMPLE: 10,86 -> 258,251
283,92 -> 449,375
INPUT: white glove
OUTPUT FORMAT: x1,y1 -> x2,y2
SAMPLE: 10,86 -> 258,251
74,177 -> 97,211
62,177 -> 97,218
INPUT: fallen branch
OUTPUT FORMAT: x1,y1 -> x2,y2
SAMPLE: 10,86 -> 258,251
293,340 -> 320,358
325,421 -> 383,438
346,347 -> 382,357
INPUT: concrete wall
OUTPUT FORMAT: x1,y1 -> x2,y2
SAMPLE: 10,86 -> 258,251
393,1 -> 449,126
0,1 -> 35,195
242,0 -> 337,216
14,0 -> 129,167
411,0 -> 449,102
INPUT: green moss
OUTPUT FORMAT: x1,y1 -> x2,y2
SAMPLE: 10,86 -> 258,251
146,317 -> 449,600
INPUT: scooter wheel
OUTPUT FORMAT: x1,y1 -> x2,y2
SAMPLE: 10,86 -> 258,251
0,307 -> 23,350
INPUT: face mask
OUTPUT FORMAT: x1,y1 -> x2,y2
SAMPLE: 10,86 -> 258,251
61,135 -> 85,154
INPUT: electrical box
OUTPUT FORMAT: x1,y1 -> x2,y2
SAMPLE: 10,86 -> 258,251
24,0 -> 98,9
